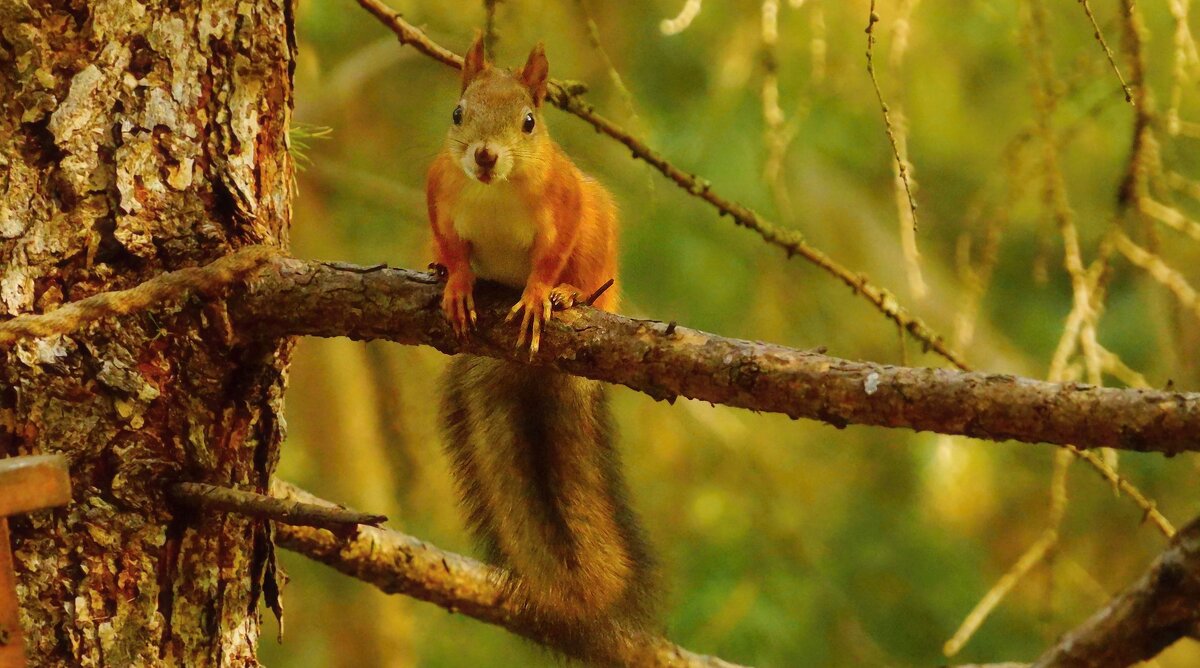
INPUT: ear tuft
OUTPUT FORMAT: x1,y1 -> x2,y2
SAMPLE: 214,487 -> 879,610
462,30 -> 489,91
519,42 -> 549,107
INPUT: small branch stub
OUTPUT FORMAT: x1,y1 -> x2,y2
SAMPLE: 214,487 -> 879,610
170,482 -> 387,531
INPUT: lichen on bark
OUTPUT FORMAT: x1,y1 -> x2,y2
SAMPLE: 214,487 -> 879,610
0,0 -> 295,664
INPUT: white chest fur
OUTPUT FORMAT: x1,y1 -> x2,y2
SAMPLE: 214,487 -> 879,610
450,180 -> 537,287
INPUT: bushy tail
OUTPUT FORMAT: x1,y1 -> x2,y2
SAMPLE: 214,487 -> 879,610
441,355 -> 656,652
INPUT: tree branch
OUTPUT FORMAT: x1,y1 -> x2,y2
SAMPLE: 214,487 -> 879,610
1030,516 -> 1200,667
227,258 -> 1200,455
270,481 -> 744,668
169,481 -> 387,531
0,246 -> 275,345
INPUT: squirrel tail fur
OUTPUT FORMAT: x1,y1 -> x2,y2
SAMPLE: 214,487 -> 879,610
441,355 -> 657,653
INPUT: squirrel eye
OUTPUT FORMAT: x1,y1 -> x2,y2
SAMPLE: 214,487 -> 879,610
452,105 -> 464,125
522,112 -> 535,134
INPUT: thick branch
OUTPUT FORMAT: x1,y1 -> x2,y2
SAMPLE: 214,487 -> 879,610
227,258 -> 1200,454
169,482 -> 386,531
0,246 -> 275,345
1031,517 -> 1200,667
271,482 -> 743,668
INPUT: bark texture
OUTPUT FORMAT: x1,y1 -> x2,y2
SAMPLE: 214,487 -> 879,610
0,1 -> 293,665
230,260 -> 1200,454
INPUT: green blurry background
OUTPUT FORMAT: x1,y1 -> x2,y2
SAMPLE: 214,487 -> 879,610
262,1 -> 1200,666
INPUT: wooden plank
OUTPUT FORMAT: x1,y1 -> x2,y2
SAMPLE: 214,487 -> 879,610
0,456 -> 70,517
0,519 -> 26,668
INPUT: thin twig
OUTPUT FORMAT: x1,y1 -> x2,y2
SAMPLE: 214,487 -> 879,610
0,246 -> 278,346
865,1 -> 920,233
482,0 -> 500,59
1114,230 -> 1200,322
1076,0 -> 1135,103
944,450 -> 1073,657
809,1 -> 826,83
1139,197 -> 1200,242
1165,0 -> 1198,135
885,0 -> 927,299
1068,445 -> 1175,538
353,0 -> 968,370
660,0 -> 703,36
760,0 -> 796,221
574,0 -> 642,126
944,527 -> 1060,657
272,481 -> 743,668
585,278 -> 615,305
1116,0 -> 1156,216
170,481 -> 387,530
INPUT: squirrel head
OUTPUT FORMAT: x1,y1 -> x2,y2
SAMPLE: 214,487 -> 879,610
445,32 -> 550,185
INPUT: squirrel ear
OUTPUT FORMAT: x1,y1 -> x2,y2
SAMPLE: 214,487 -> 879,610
519,42 -> 549,106
462,31 -> 488,91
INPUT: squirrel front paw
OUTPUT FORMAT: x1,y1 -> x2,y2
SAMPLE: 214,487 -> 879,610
441,272 -> 477,339
506,283 -> 583,357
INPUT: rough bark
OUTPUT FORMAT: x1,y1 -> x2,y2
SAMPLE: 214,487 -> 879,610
228,259 -> 1200,455
0,1 -> 293,665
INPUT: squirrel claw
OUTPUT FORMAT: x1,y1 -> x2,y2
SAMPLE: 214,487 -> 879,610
509,283 -> 583,358
548,284 -> 584,310
441,276 -> 477,340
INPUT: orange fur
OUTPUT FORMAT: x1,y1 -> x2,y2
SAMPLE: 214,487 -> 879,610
429,146 -> 618,302
429,35 -> 657,658
426,37 -> 618,350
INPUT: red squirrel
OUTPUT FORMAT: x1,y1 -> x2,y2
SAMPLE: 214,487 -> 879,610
427,35 -> 656,655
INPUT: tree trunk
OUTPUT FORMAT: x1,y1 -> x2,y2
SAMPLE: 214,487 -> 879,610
0,0 -> 294,664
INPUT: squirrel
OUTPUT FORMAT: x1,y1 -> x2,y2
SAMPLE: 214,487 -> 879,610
427,33 -> 658,656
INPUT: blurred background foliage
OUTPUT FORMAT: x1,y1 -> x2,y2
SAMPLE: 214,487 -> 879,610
262,0 -> 1200,666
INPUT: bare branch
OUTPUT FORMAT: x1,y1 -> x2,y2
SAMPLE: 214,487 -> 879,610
865,1 -> 920,233
1075,0 -> 1134,104
228,258 -> 1200,455
353,0 -> 968,370
1114,231 -> 1200,321
482,0 -> 499,59
0,246 -> 276,345
1030,516 -> 1200,667
660,0 -> 703,35
271,481 -> 744,668
169,481 -> 387,531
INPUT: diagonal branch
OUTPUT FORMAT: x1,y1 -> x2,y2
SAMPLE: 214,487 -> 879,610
169,481 -> 387,531
353,0 -> 968,370
0,245 -> 275,345
227,257 -> 1200,455
270,481 -> 744,668
1030,516 -> 1200,667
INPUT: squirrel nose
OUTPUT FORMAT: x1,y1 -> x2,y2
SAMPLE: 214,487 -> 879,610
474,147 -> 497,169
